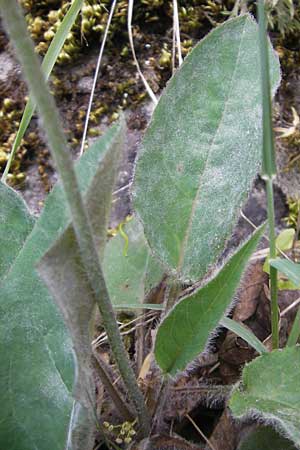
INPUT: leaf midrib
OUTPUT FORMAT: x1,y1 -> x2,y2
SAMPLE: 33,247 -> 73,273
177,17 -> 248,275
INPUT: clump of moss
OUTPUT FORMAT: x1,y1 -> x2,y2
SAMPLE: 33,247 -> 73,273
21,0 -> 172,64
0,91 -> 53,189
0,97 -> 30,185
20,0 -> 238,66
2,0 -> 299,190
284,196 -> 300,229
266,0 -> 300,37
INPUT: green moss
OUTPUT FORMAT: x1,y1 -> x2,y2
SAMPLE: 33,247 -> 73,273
285,197 -> 300,229
2,0 -> 299,189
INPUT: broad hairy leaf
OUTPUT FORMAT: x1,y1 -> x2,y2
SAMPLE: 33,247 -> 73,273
237,426 -> 297,450
0,122 -> 123,450
103,216 -> 163,310
0,182 -> 34,278
155,226 -> 264,376
133,14 -> 280,283
37,119 -> 123,449
230,347 -> 300,448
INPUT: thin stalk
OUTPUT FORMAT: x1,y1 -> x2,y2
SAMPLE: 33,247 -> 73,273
92,353 -> 134,422
163,280 -> 181,314
79,0 -> 117,157
2,0 -> 84,182
0,0 -> 150,435
266,179 -> 278,350
127,0 -> 158,105
172,0 -> 182,67
151,378 -> 170,434
258,0 -> 279,349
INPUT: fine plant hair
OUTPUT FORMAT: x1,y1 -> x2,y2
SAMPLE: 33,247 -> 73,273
2,2 -> 300,449
162,229 -> 265,378
0,0 -> 150,436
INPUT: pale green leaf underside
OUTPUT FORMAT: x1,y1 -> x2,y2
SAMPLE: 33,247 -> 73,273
155,226 -> 264,376
133,14 -> 280,282
37,120 -> 123,449
0,122 -> 122,450
103,217 -> 163,310
0,182 -> 34,279
37,119 -> 123,449
230,347 -> 300,448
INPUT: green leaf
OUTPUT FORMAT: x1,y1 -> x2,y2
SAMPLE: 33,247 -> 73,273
237,426 -> 297,450
2,0 -> 83,180
287,307 -> 300,347
0,182 -> 34,279
276,229 -> 295,251
103,217 -> 163,310
133,15 -> 280,283
220,317 -> 268,355
0,122 -> 123,450
37,120 -> 123,449
258,0 -> 276,178
154,226 -> 264,376
270,258 -> 300,287
263,229 -> 298,290
229,347 -> 300,447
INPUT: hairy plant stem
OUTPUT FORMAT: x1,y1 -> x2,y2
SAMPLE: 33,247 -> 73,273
0,0 -> 150,434
92,353 -> 134,422
258,0 -> 279,350
266,179 -> 279,349
151,378 -> 170,434
163,280 -> 181,314
153,281 -> 181,431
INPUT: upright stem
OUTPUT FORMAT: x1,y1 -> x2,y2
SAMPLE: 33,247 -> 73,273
258,0 -> 279,349
163,280 -> 181,314
0,0 -> 150,434
92,353 -> 134,422
266,179 -> 279,349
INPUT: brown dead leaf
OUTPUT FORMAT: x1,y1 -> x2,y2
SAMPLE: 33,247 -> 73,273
234,262 -> 267,321
209,408 -> 241,450
129,435 -> 205,450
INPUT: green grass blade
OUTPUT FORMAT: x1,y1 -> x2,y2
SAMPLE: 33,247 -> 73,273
270,257 -> 300,286
258,0 -> 279,349
220,317 -> 268,354
287,307 -> 300,347
1,0 -> 83,182
39,0 -> 83,77
114,303 -> 164,310
258,0 -> 276,178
